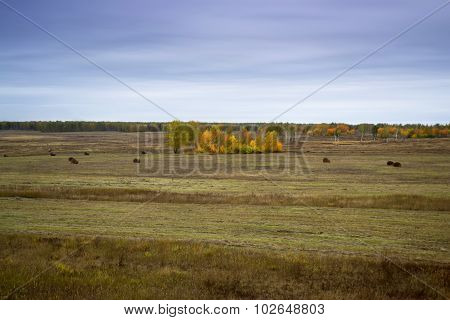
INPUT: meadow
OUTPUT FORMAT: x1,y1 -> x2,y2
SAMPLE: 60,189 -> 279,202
0,131 -> 449,299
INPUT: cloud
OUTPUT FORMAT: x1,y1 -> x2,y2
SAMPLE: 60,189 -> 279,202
0,0 -> 449,122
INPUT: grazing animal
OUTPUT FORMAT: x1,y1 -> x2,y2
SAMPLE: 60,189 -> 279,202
50,152 -> 56,156
393,162 -> 401,167
69,158 -> 79,164
68,157 -> 74,162
133,158 -> 140,163
323,157 -> 330,163
141,151 -> 146,155
84,152 -> 90,156
3,154 -> 7,157
387,161 -> 394,166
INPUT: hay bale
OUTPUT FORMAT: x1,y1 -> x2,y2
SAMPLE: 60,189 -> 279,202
133,158 -> 140,163
141,151 -> 146,155
50,152 -> 56,156
84,152 -> 90,156
323,157 -> 330,163
387,161 -> 394,166
393,162 -> 401,167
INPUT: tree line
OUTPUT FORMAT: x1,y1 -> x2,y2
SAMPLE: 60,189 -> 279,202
0,121 -> 163,132
0,121 -> 448,140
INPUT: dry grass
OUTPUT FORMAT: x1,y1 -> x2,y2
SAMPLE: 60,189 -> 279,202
1,197 -> 448,262
1,185 -> 449,211
1,132 -> 449,299
1,234 -> 448,299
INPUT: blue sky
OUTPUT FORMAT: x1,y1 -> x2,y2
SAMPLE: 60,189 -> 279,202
0,0 -> 449,123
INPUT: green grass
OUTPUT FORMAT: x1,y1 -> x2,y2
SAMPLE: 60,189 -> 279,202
0,197 -> 448,262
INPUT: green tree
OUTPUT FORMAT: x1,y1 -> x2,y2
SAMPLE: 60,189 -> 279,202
358,124 -> 366,142
167,121 -> 197,153
372,125 -> 379,140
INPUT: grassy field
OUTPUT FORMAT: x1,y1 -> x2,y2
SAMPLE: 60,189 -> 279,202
1,234 -> 448,299
0,131 -> 449,299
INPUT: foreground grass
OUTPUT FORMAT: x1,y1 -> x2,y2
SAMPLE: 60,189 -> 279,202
0,234 -> 448,299
0,198 -> 448,261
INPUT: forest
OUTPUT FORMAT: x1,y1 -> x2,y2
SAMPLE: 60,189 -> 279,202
0,121 -> 448,140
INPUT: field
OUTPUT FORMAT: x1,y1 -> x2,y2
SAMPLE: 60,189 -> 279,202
0,131 -> 449,299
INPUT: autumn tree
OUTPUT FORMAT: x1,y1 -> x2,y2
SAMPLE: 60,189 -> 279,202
263,131 -> 283,152
327,127 -> 336,137
399,128 -> 412,140
388,126 -> 398,140
377,127 -> 389,142
333,124 -> 349,142
167,120 -> 197,153
265,124 -> 285,140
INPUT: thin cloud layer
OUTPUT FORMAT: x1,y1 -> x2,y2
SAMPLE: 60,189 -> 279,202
0,0 -> 449,123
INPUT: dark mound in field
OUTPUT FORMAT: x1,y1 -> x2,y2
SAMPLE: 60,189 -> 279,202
393,162 -> 401,167
133,158 -> 140,163
141,151 -> 146,155
69,158 -> 79,164
387,161 -> 394,166
50,152 -> 56,156
323,157 -> 330,163
84,152 -> 90,156
3,154 -> 7,157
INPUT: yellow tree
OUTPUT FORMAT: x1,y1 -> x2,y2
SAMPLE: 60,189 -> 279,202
399,128 -> 411,140
198,129 -> 212,152
263,131 -> 283,152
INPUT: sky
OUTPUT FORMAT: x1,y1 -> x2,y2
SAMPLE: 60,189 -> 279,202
0,0 -> 449,123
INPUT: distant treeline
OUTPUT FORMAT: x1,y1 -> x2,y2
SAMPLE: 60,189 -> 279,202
0,121 -> 163,132
0,121 -> 449,139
